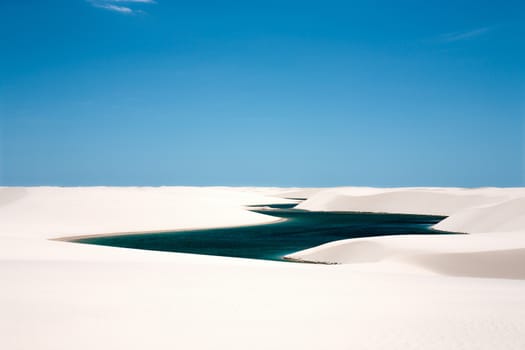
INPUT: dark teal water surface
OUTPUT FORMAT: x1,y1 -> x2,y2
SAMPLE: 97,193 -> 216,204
73,203 -> 449,262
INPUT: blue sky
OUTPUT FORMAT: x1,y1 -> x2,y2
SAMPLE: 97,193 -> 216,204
1,0 -> 524,186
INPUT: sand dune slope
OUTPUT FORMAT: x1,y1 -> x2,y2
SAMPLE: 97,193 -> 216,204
0,187 -> 292,239
288,187 -> 525,280
434,196 -> 525,233
296,187 -> 524,215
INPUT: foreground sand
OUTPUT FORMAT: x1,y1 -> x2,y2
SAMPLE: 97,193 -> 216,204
1,186 -> 525,349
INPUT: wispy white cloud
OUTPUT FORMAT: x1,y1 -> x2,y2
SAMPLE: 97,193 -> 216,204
88,0 -> 156,14
438,27 -> 491,43
95,3 -> 133,13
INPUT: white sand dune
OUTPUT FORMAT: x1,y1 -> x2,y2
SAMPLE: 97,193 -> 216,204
296,186 -> 525,215
434,196 -> 525,233
0,186 -> 292,239
285,231 -> 525,276
287,187 -> 525,280
1,186 -> 525,350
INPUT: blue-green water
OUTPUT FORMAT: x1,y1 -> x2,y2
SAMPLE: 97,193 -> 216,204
73,203 -> 449,262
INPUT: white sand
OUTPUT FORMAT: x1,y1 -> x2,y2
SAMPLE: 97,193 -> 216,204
1,186 -> 525,349
288,187 -> 525,278
295,186 -> 525,216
